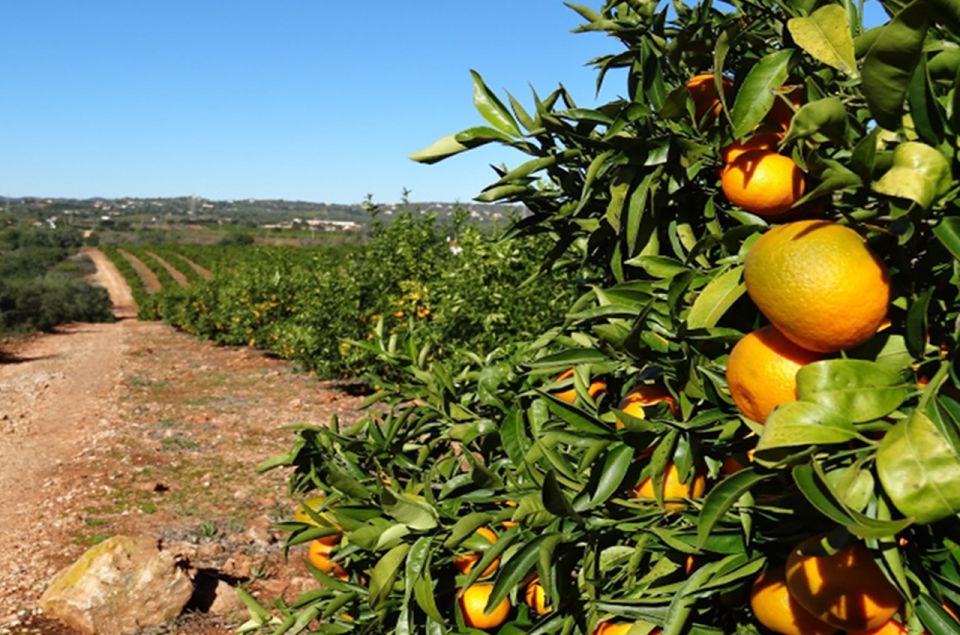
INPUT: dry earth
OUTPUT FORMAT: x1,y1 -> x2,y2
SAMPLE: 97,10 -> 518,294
0,248 -> 366,633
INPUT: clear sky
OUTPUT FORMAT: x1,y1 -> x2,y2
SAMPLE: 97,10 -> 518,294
0,1 -> 887,204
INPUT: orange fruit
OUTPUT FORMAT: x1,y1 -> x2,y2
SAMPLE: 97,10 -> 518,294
725,325 -> 821,423
524,577 -> 551,615
750,566 -> 837,635
848,619 -> 919,634
722,132 -> 784,164
686,73 -> 732,120
615,385 -> 678,428
553,368 -> 607,404
631,463 -> 706,510
767,84 -> 804,131
294,495 -> 342,547
307,539 -> 348,580
594,623 -> 660,635
459,583 -> 511,630
744,220 -> 891,353
454,526 -> 499,578
721,151 -> 805,217
720,450 -> 756,475
785,536 -> 903,631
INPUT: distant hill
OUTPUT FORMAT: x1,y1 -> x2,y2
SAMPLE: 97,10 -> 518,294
0,196 -> 525,229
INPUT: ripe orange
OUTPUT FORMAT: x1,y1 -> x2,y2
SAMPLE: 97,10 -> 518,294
294,495 -> 342,547
785,536 -> 902,631
454,527 -> 499,578
594,623 -> 660,635
767,84 -> 804,131
719,450 -> 755,476
631,463 -> 706,510
553,368 -> 607,404
722,132 -> 784,164
686,73 -> 732,120
725,325 -> 821,423
721,151 -> 805,217
615,385 -> 678,428
307,539 -> 348,580
459,583 -> 511,630
744,221 -> 891,353
524,577 -> 551,615
847,619 -> 918,634
750,566 -> 837,635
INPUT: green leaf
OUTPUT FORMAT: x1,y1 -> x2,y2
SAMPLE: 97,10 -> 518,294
730,49 -> 795,138
782,97 -> 847,144
877,412 -> 960,524
368,543 -> 410,610
526,349 -> 610,368
873,141 -> 952,208
382,491 -> 439,531
793,463 -> 913,538
686,266 -> 745,329
485,535 -> 552,613
409,134 -> 470,164
861,1 -> 930,130
934,217 -> 960,261
787,5 -> 857,74
823,464 -> 874,512
588,443 -> 635,507
697,468 -> 775,548
470,70 -> 521,137
796,359 -> 909,422
542,470 -> 583,522
906,287 -> 935,359
444,512 -> 494,549
756,401 -> 858,455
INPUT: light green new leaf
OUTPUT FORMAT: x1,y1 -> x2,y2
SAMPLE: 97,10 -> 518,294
409,134 -> 470,164
756,401 -> 858,454
382,491 -> 439,531
787,5 -> 857,74
471,70 -> 522,137
873,141 -> 951,209
877,412 -> 960,524
686,266 -> 745,329
782,97 -> 847,143
731,49 -> 795,138
796,359 -> 909,422
368,543 -> 410,610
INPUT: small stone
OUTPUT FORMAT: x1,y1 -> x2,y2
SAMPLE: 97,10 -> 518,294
207,580 -> 246,617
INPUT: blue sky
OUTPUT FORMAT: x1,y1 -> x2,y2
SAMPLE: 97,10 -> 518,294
0,1 -> 887,204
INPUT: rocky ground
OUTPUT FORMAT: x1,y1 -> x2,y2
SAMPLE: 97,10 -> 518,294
0,249 -> 366,634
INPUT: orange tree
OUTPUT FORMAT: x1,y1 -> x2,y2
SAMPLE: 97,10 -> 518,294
251,1 -> 960,633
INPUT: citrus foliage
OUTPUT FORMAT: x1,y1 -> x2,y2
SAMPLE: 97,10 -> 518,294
109,212 -> 577,377
254,0 -> 960,633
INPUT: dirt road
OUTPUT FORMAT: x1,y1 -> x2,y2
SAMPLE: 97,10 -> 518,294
0,248 -> 364,633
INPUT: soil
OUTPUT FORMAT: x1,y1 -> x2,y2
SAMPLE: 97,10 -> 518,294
117,248 -> 161,294
144,251 -> 191,287
173,255 -> 213,281
0,248 -> 366,634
